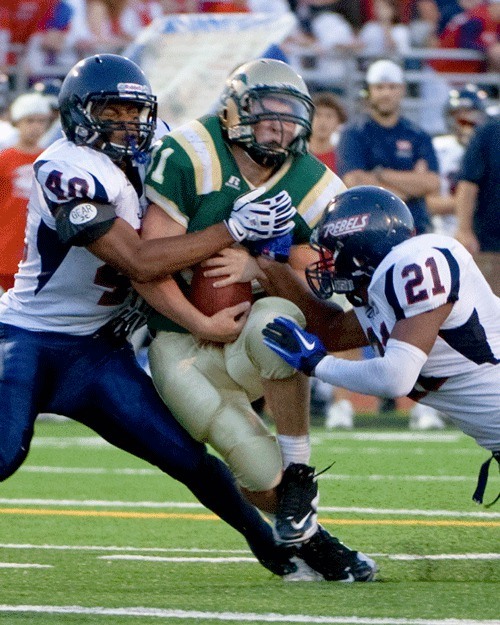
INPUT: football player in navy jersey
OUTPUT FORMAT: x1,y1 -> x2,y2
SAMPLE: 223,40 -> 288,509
0,54 -> 303,578
261,186 -> 500,506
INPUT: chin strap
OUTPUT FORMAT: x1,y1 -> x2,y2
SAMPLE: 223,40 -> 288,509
472,451 -> 500,507
243,143 -> 287,169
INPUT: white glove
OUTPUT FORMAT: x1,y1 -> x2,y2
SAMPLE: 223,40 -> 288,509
225,186 -> 297,242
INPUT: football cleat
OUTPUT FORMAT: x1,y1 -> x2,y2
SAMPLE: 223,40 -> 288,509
297,526 -> 378,582
274,463 -> 320,544
282,555 -> 325,582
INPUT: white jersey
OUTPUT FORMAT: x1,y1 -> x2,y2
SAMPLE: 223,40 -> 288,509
431,134 -> 464,237
0,138 -> 146,335
355,234 -> 500,446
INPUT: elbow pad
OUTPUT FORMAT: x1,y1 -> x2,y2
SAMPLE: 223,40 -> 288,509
314,338 -> 428,398
54,200 -> 116,246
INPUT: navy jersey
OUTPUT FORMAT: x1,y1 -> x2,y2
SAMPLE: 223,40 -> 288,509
458,117 -> 500,252
337,115 -> 439,234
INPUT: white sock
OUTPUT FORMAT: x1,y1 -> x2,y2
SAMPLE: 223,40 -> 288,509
277,434 -> 311,468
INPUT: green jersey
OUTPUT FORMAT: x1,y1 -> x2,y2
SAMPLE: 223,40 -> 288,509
145,115 -> 346,332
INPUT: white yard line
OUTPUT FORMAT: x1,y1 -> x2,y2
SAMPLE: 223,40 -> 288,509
0,563 -> 52,568
20,466 -> 160,475
0,605 -> 497,624
98,554 -> 500,564
31,437 -> 112,447
19,466 -> 478,482
0,498 -> 498,518
0,543 -> 497,561
99,555 -> 258,563
319,433 -> 463,442
0,544 -> 251,553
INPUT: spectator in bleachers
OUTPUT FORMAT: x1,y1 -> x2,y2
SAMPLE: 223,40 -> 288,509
86,0 -> 136,51
0,93 -> 52,293
64,0 -> 98,58
24,0 -> 77,83
455,114 -> 500,296
0,1 -> 56,68
283,1 -> 362,89
297,1 -> 366,31
429,0 -> 498,73
407,0 -> 441,46
427,84 -> 488,238
308,91 -> 347,171
358,0 -> 411,57
402,0 -> 462,33
485,0 -> 500,70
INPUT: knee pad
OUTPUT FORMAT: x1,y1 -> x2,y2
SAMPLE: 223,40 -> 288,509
207,392 -> 282,491
243,297 -> 306,380
226,434 -> 283,492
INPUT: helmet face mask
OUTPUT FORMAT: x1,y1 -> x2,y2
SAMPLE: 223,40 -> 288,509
220,59 -> 313,167
306,186 -> 415,306
59,55 -> 157,162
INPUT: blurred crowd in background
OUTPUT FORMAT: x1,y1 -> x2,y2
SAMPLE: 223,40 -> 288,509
0,0 -> 498,430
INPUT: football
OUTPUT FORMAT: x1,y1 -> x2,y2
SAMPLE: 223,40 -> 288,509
189,259 -> 253,317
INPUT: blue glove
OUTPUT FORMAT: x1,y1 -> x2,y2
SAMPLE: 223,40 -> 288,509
246,232 -> 293,263
262,316 -> 327,375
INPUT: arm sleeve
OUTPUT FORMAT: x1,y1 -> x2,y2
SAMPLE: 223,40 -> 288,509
314,338 -> 428,397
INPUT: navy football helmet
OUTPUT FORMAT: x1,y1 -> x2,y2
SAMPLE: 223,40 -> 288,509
446,84 -> 487,144
447,84 -> 487,115
306,186 -> 415,306
219,59 -> 313,167
59,54 -> 157,162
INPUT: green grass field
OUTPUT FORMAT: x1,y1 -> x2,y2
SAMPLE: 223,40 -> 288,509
0,418 -> 498,624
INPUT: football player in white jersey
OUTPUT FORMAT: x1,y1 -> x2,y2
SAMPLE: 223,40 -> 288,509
260,186 -> 500,506
0,53 -> 304,578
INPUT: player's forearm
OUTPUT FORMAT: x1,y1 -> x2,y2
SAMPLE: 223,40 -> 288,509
133,277 -> 207,335
256,257 -> 367,350
455,181 -> 478,232
134,223 -> 234,282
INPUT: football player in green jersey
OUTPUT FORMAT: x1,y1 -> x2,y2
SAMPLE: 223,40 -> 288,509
137,59 -> 377,582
